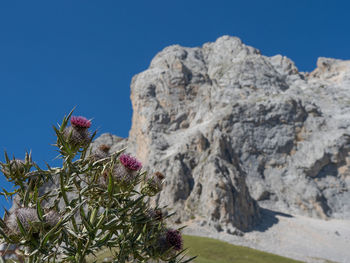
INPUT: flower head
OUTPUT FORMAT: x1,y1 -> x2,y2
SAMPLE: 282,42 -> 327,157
91,144 -> 111,161
63,126 -> 90,145
142,171 -> 165,196
98,170 -> 108,185
5,208 -> 40,236
1,159 -> 25,176
70,116 -> 91,129
99,144 -> 111,153
119,154 -> 142,171
44,210 -> 60,228
154,171 -> 165,181
166,229 -> 183,251
112,164 -> 138,184
147,208 -> 163,221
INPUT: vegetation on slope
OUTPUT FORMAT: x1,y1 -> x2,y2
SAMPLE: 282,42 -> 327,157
85,235 -> 304,263
183,235 -> 304,263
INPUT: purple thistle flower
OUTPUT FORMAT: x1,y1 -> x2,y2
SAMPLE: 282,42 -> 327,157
166,229 -> 183,251
119,154 -> 142,171
70,116 -> 91,129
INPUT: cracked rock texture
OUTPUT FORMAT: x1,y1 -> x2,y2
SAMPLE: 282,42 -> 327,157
74,36 -> 350,231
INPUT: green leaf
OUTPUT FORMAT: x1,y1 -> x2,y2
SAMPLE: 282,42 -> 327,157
62,245 -> 77,254
16,216 -> 27,237
25,151 -> 32,164
118,195 -> 144,214
0,228 -> 10,242
94,231 -> 112,248
168,248 -> 189,263
177,225 -> 187,231
1,188 -> 17,199
60,107 -> 76,131
29,249 -> 39,257
89,207 -> 98,225
36,200 -> 44,222
41,200 -> 86,248
181,256 -> 197,263
59,172 -> 70,206
4,151 -> 10,164
79,185 -> 90,195
107,172 -> 114,196
65,228 -> 82,240
94,213 -> 105,231
23,178 -> 34,206
81,214 -> 93,233
105,217 -> 121,228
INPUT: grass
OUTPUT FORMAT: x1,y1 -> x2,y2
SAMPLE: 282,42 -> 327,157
183,235 -> 304,263
85,235 -> 304,263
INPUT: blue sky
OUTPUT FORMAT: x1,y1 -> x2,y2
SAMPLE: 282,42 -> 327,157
0,0 -> 349,212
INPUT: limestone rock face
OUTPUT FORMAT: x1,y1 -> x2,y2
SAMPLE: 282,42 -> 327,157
113,36 -> 350,230
15,36 -> 349,234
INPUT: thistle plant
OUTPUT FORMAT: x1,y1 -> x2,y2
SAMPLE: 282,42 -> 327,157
0,110 -> 195,263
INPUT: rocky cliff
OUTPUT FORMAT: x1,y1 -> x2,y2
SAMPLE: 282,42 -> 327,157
92,36 -> 350,233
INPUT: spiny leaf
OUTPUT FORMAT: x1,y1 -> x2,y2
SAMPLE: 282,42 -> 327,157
36,199 -> 44,222
108,172 -> 114,197
181,256 -> 197,263
0,228 -> 10,242
16,216 -> 27,237
4,151 -> 10,164
60,107 -> 76,131
23,178 -> 34,206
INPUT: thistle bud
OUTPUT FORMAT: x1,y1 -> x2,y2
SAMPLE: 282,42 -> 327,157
1,159 -> 25,176
5,208 -> 40,236
99,144 -> 110,153
141,172 -> 165,196
97,170 -> 109,187
63,126 -> 90,146
91,144 -> 111,161
44,210 -> 60,228
147,208 -> 163,221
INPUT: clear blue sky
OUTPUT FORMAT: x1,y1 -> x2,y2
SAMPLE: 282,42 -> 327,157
0,0 -> 349,212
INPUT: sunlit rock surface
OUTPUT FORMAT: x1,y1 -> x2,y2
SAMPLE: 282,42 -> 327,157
66,36 -> 350,231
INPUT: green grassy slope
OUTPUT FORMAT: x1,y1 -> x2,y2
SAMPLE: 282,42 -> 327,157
183,235 -> 304,263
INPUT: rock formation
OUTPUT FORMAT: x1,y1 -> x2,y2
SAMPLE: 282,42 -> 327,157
92,36 -> 350,233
